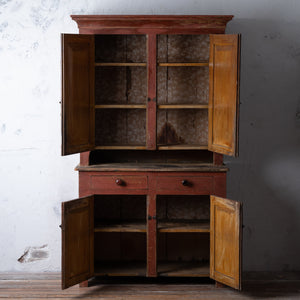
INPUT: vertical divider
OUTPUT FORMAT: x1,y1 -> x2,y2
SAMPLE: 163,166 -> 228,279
147,192 -> 157,276
146,34 -> 157,150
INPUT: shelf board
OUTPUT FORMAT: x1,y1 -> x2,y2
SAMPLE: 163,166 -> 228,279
158,62 -> 209,67
158,104 -> 208,109
158,220 -> 210,233
95,261 -> 146,277
158,261 -> 209,277
95,221 -> 146,233
158,145 -> 208,150
76,163 -> 228,173
95,62 -> 147,67
95,145 -> 146,150
95,104 -> 146,109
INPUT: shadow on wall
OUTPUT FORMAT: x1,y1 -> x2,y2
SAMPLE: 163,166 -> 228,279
225,19 -> 300,271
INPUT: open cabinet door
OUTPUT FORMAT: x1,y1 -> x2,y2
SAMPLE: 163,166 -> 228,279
62,34 -> 95,155
208,34 -> 240,157
210,195 -> 242,290
61,196 -> 94,289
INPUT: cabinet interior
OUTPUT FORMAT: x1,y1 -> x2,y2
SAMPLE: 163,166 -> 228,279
94,195 -> 147,276
93,195 -> 211,277
157,195 -> 210,276
94,34 -> 210,150
89,150 -> 213,165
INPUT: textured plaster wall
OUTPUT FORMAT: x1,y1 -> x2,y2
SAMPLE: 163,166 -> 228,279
0,0 -> 299,272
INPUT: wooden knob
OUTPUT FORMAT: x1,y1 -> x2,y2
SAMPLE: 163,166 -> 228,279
115,179 -> 124,186
182,180 -> 189,186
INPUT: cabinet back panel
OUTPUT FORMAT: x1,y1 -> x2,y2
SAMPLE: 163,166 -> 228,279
95,67 -> 147,105
157,35 -> 209,63
157,195 -> 210,220
95,109 -> 146,146
95,232 -> 146,261
157,109 -> 208,146
95,35 -> 146,63
94,195 -> 146,221
158,233 -> 209,262
90,150 -> 213,164
157,66 -> 209,105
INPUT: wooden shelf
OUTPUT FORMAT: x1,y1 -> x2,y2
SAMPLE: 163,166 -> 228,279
95,104 -> 146,109
76,163 -> 228,172
158,145 -> 208,150
95,221 -> 146,233
158,62 -> 209,67
158,220 -> 210,233
158,261 -> 209,277
95,145 -> 146,150
95,261 -> 146,277
95,62 -> 147,67
158,104 -> 208,109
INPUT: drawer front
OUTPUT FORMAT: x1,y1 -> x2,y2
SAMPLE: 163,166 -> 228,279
156,176 -> 214,194
90,175 -> 148,191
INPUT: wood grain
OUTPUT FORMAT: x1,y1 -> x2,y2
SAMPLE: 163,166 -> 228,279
146,34 -> 157,150
94,222 -> 147,233
208,34 -> 240,157
72,15 -> 233,34
158,220 -> 210,233
158,62 -> 209,67
61,34 -> 95,155
1,272 -> 300,299
147,193 -> 157,277
61,196 -> 94,289
158,261 -> 209,277
210,195 -> 242,290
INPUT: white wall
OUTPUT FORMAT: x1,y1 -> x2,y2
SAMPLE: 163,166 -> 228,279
0,0 -> 299,272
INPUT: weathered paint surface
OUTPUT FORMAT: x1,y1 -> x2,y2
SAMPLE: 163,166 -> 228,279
0,0 -> 300,273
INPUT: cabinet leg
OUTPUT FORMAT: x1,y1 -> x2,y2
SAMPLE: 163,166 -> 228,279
79,280 -> 89,288
215,281 -> 226,288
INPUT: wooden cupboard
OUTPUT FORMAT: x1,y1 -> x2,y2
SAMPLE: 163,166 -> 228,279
61,15 -> 242,291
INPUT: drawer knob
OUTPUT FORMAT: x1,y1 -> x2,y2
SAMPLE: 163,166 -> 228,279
182,180 -> 189,186
115,179 -> 124,186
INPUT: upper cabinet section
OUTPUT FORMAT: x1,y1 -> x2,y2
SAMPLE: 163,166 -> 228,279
61,16 -> 239,156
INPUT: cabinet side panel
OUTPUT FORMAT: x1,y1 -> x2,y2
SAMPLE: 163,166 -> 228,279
208,34 -> 240,156
62,34 -> 95,155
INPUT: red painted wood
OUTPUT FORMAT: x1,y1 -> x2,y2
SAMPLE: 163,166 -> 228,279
80,152 -> 90,166
213,173 -> 227,198
78,28 -> 228,35
79,280 -> 89,287
90,175 -> 148,190
147,34 -> 157,150
213,153 -> 223,165
147,192 -> 157,277
79,171 -> 226,196
155,176 -> 214,194
66,15 -> 235,288
72,15 -> 233,35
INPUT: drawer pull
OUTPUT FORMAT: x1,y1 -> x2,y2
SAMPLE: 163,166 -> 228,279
182,180 -> 189,186
115,179 -> 125,186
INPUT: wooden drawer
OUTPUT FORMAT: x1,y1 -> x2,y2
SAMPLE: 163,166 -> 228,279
90,175 -> 148,191
156,176 -> 214,194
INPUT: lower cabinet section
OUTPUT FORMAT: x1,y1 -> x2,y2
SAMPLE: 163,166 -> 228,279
61,194 -> 242,290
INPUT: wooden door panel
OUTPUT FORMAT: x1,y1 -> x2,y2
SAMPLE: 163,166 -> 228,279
210,195 -> 242,290
208,34 -> 240,157
62,196 -> 94,289
62,34 -> 95,155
